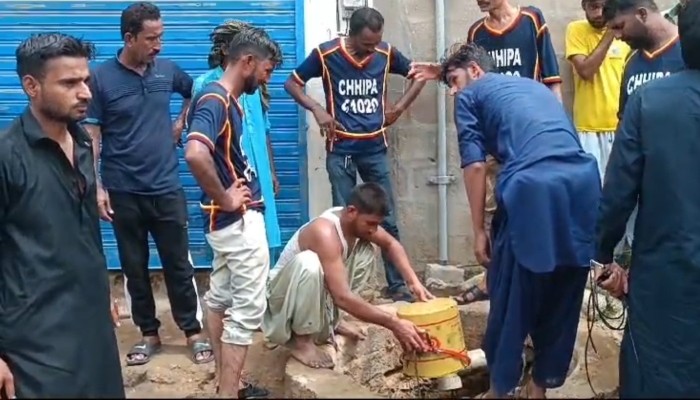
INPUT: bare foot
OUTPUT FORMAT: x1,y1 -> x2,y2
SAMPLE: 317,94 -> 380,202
290,335 -> 335,369
520,381 -> 546,399
335,320 -> 366,340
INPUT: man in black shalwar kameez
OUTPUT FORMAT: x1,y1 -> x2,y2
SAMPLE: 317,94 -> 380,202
596,1 -> 700,396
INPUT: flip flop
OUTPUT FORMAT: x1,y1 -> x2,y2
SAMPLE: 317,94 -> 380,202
216,382 -> 270,399
452,285 -> 489,305
382,286 -> 415,302
190,339 -> 215,365
125,340 -> 162,366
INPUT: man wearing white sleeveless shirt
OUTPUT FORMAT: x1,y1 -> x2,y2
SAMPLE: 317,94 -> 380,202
263,183 -> 433,369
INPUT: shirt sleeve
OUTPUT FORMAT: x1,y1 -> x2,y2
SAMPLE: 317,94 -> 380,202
565,22 -> 588,59
172,62 -> 194,99
187,95 -> 228,151
291,48 -> 323,85
534,11 -> 562,84
85,69 -> 103,125
617,78 -> 628,121
0,145 -> 21,221
389,46 -> 412,77
595,89 -> 644,263
455,91 -> 487,168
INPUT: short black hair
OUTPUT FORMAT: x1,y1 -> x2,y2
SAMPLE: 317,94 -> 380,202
603,0 -> 658,21
679,0 -> 700,69
348,7 -> 384,36
439,42 -> 496,84
121,2 -> 161,39
226,27 -> 274,64
15,32 -> 95,78
347,183 -> 389,217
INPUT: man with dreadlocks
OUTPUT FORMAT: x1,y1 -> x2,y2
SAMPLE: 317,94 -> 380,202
411,42 -> 601,398
193,20 -> 283,255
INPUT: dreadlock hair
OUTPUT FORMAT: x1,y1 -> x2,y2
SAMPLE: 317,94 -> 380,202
208,20 -> 253,69
439,41 -> 495,85
209,21 -> 283,111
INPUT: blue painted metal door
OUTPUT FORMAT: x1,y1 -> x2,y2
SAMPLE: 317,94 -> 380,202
0,0 -> 308,270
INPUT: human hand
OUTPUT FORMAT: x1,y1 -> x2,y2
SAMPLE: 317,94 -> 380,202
312,107 -> 346,140
97,185 -> 114,222
596,262 -> 628,298
407,62 -> 442,82
221,178 -> 252,212
173,118 -> 185,145
474,230 -> 491,267
604,25 -> 622,40
0,358 -> 15,399
272,175 -> 280,196
389,318 -> 430,353
384,105 -> 403,126
409,282 -> 434,302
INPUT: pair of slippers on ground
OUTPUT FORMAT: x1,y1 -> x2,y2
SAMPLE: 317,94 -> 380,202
125,339 -> 269,398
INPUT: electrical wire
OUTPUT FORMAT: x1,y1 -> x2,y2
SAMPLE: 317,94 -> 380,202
584,270 -> 638,397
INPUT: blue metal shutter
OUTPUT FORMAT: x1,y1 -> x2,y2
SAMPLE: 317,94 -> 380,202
0,0 -> 308,270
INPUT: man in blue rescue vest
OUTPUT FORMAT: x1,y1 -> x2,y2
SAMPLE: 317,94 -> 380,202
284,7 -> 425,302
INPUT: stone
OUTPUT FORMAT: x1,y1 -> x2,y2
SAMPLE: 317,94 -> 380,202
284,358 -> 384,398
458,301 -> 490,350
424,263 -> 468,297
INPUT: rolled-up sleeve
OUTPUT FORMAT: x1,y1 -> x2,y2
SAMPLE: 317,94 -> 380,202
187,95 -> 228,152
455,91 -> 486,168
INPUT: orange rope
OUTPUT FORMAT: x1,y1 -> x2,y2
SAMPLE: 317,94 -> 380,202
423,333 -> 472,366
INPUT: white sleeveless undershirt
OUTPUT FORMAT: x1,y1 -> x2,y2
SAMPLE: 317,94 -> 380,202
269,207 -> 349,280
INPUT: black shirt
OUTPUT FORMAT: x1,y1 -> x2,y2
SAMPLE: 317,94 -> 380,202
0,107 -> 124,398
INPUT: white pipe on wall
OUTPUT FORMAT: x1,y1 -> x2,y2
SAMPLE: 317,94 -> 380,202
435,0 -> 448,264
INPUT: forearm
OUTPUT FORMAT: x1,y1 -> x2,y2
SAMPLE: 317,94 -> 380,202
548,82 -> 562,102
333,291 -> 397,329
284,81 -> 325,112
393,80 -> 426,112
176,99 -> 191,127
85,125 -> 102,183
186,153 -> 229,206
574,35 -> 615,79
385,241 -> 420,285
463,163 -> 487,234
266,135 -> 277,176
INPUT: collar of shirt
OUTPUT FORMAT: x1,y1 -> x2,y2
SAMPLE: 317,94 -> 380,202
114,48 -> 154,74
21,107 -> 91,147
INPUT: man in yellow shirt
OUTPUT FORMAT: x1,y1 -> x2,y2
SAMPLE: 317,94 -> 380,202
566,0 -> 630,179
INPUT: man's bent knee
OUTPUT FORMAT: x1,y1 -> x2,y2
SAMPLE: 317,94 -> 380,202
204,272 -> 232,313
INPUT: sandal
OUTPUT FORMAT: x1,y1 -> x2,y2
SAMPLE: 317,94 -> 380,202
125,339 -> 162,366
381,286 -> 415,302
452,285 -> 489,305
190,339 -> 215,365
216,382 -> 270,399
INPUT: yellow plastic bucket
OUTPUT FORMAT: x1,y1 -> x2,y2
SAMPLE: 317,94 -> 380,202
397,297 -> 469,378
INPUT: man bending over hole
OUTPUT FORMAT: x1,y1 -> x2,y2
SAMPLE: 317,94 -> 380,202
262,183 -> 433,368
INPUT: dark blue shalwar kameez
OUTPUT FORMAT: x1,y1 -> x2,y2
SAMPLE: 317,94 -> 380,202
455,73 -> 602,395
596,70 -> 700,398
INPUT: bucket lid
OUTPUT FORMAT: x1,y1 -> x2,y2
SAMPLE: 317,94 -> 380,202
397,297 -> 457,317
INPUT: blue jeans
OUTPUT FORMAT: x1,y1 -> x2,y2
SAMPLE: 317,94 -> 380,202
326,152 -> 406,292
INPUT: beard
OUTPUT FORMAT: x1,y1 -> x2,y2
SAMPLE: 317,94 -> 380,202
39,99 -> 86,124
243,74 -> 259,95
